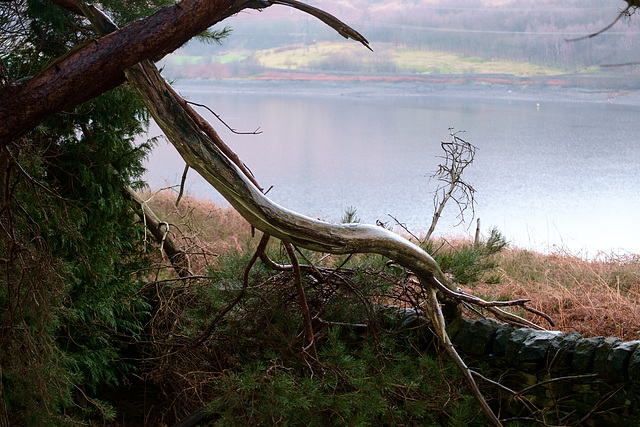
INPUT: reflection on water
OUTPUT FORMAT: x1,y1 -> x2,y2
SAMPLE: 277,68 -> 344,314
142,80 -> 640,256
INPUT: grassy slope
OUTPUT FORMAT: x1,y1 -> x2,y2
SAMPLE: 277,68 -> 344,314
392,47 -> 562,75
168,41 -> 563,77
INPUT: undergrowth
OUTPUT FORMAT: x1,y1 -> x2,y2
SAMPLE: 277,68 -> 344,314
121,191 -> 494,425
110,191 -> 639,425
469,248 -> 640,339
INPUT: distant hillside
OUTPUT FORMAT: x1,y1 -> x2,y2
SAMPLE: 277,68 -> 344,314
167,0 -> 640,85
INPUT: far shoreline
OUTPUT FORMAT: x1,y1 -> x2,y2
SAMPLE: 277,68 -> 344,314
171,75 -> 640,107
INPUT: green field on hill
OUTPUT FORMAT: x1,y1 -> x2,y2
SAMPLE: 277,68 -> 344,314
170,42 -> 565,76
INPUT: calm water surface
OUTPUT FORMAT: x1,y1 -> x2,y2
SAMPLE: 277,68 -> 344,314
142,80 -> 640,256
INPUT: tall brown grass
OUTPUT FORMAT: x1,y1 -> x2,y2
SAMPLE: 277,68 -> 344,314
466,247 -> 640,339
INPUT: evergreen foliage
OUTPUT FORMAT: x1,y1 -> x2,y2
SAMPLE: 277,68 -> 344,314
143,241 -> 487,425
0,0 -> 181,423
425,227 -> 508,285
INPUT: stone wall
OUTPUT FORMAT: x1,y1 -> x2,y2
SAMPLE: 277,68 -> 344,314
445,317 -> 640,426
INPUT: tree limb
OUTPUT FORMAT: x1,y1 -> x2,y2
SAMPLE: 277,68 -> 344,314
424,286 -> 502,426
1,0 -> 243,145
270,0 -> 371,50
565,4 -> 632,42
0,0 -> 370,146
76,4 -> 547,424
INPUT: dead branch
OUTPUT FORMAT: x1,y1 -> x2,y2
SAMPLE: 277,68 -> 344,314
270,0 -> 371,50
424,285 -> 502,427
163,83 -> 264,192
570,383 -> 626,427
176,164 -> 189,206
75,3 -> 555,424
124,185 -> 193,278
186,101 -> 262,135
428,275 -> 551,329
257,242 -> 326,282
388,213 -> 421,243
565,4 -> 632,42
424,128 -> 477,243
283,241 -> 319,363
125,42 -> 510,427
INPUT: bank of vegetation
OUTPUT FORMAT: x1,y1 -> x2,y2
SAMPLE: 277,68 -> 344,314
4,177 -> 638,425
148,192 -> 640,342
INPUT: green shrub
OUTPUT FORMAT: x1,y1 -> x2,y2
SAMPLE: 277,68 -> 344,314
425,227 -> 508,285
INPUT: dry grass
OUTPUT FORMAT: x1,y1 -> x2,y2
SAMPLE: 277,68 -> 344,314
466,247 -> 640,339
142,189 -> 253,274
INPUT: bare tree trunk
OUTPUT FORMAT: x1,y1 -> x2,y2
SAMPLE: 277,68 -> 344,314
129,54 -> 456,289
63,1 -> 452,291
124,61 -> 503,425
0,0 -> 245,145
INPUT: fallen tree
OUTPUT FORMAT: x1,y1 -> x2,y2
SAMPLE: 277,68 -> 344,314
67,2 -> 557,425
2,0 -> 571,424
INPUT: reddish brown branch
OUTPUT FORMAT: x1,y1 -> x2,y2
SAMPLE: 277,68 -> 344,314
189,233 -> 270,348
283,241 -> 319,363
1,0 -> 243,145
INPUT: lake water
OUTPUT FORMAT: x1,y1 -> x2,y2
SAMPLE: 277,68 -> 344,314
142,79 -> 640,257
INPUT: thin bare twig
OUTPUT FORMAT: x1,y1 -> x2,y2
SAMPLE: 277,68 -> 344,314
163,83 -> 264,192
176,164 -> 189,206
517,374 -> 597,397
565,4 -> 631,42
388,213 -> 421,243
186,100 -> 262,135
471,370 -> 517,395
570,383 -> 626,426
